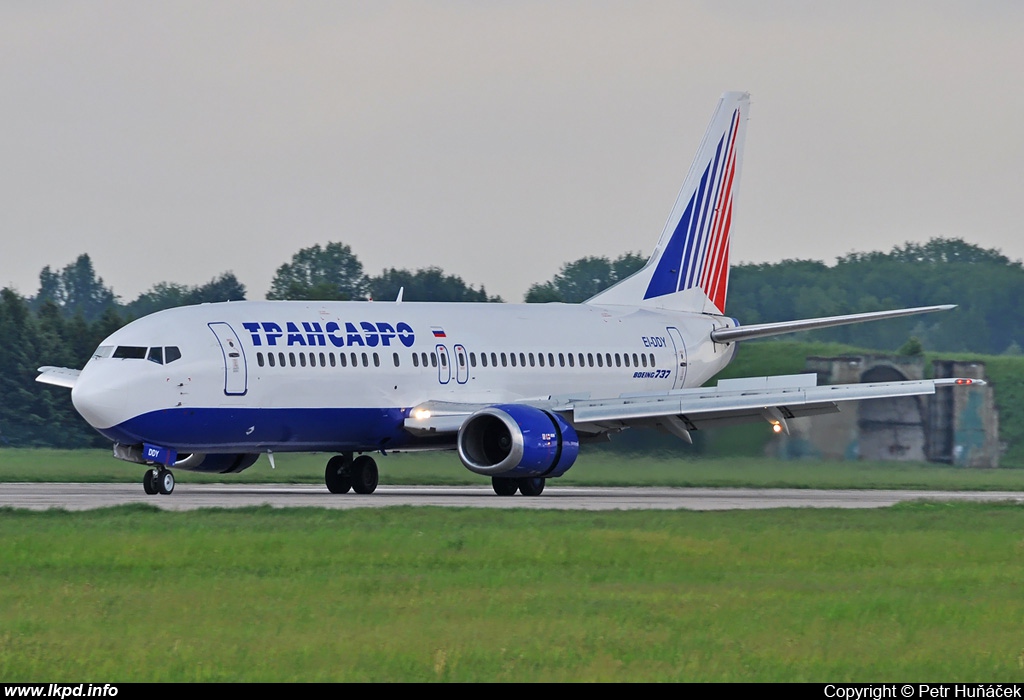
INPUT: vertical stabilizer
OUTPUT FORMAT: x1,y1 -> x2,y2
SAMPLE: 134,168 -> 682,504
586,92 -> 749,314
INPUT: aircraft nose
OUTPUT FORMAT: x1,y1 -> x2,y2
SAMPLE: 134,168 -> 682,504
71,370 -> 128,429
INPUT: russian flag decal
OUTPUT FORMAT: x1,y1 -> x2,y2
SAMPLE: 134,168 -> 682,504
431,327 -> 447,338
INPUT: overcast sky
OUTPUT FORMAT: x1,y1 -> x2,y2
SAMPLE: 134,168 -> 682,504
2,1 -> 1022,304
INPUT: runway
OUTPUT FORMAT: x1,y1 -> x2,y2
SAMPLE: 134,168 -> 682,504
2,482 -> 1024,511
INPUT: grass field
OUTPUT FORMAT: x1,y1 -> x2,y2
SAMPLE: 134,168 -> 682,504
2,503 -> 1023,681
5,447 -> 1024,491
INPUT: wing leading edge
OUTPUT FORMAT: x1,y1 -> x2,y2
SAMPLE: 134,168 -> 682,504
404,374 -> 984,440
36,366 -> 81,389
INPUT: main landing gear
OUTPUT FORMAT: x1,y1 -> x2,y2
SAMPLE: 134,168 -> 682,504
142,467 -> 175,495
325,453 -> 378,495
491,476 -> 546,497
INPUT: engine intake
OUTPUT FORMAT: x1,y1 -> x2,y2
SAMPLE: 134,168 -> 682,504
457,404 -> 579,478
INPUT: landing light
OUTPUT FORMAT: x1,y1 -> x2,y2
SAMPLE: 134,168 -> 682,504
413,409 -> 432,420
772,422 -> 783,434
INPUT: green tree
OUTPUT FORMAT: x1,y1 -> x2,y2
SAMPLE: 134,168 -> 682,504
267,243 -> 366,301
32,254 -> 118,322
125,272 -> 246,319
525,252 -> 645,303
367,267 -> 501,303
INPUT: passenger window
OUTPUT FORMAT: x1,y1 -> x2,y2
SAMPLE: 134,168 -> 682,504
559,353 -> 565,367
413,353 -> 419,367
147,347 -> 164,364
431,353 -> 438,368
299,353 -> 307,367
362,353 -> 369,367
481,353 -> 488,367
615,353 -> 621,367
470,352 -> 476,368
568,353 -> 574,367
538,353 -> 544,367
501,353 -> 507,367
596,353 -> 603,368
548,353 -> 555,367
491,352 -> 498,367
319,352 -> 327,367
256,352 -> 264,368
339,353 -> 347,367
393,352 -> 400,367
279,352 -> 286,367
641,353 -> 647,368
329,353 -> 336,367
268,353 -> 276,367
632,353 -> 639,367
351,352 -> 358,367
373,353 -> 380,367
289,352 -> 296,367
510,353 -> 517,367
587,353 -> 594,367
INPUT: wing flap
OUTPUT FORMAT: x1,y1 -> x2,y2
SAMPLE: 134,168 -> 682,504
36,366 -> 81,389
571,374 -> 980,427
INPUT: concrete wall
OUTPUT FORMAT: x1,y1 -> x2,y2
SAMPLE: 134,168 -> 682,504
769,355 -> 999,467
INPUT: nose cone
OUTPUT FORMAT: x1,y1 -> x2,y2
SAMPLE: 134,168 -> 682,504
71,366 -> 128,430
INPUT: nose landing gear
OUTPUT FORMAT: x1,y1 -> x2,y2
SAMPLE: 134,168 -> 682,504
142,467 -> 175,495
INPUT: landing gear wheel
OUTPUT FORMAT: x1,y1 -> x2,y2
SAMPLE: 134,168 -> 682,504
350,455 -> 379,495
517,477 -> 545,497
325,455 -> 353,494
491,477 -> 519,496
157,469 -> 175,495
143,469 -> 159,495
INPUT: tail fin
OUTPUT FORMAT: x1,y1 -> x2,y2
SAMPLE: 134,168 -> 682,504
586,91 -> 749,314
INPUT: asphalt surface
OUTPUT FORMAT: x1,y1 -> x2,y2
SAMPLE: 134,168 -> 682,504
2,483 -> 1024,511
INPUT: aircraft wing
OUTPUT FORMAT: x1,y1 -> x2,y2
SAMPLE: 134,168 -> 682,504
36,366 -> 81,389
404,373 -> 983,439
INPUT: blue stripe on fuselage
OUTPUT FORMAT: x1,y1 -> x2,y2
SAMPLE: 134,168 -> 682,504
97,406 -> 429,453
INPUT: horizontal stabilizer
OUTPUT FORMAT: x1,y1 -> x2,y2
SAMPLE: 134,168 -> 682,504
711,305 -> 955,344
36,366 -> 81,389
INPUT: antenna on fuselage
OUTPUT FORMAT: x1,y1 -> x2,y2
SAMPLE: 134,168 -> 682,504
395,287 -> 404,303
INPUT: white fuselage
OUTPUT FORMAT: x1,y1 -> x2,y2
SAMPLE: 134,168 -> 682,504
70,300 -> 738,453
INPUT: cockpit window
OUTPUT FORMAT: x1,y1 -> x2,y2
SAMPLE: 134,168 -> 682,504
98,345 -> 182,363
113,346 -> 147,359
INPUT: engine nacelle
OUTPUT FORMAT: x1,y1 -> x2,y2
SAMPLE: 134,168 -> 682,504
457,404 -> 579,478
173,453 -> 260,474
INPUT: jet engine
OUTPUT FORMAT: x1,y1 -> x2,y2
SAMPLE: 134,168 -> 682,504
173,453 -> 260,474
457,404 -> 579,478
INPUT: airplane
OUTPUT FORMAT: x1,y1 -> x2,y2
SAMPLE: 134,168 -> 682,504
37,91 -> 979,497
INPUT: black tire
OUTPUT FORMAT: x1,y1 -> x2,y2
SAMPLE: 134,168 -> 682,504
325,455 -> 352,494
143,469 -> 158,495
351,455 -> 379,495
491,477 -> 519,496
517,477 -> 545,497
158,469 -> 175,495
